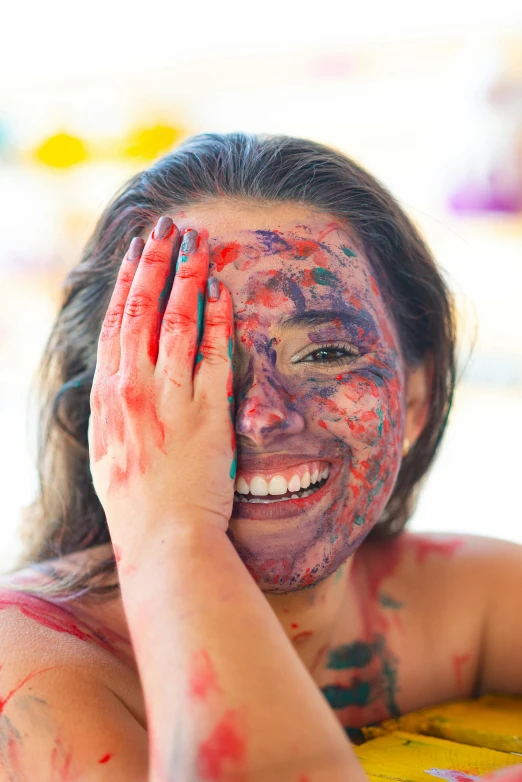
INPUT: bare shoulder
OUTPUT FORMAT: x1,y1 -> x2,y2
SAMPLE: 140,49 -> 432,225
358,530 -> 514,707
0,585 -> 148,780
0,565 -> 146,728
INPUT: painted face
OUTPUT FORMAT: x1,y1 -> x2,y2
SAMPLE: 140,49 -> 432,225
174,202 -> 407,594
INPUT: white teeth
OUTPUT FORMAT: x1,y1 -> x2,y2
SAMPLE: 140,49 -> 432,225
234,463 -> 330,500
235,476 -> 249,494
287,474 -> 301,493
268,475 -> 288,495
250,476 -> 269,496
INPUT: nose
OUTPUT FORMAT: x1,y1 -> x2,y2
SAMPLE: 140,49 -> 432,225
235,372 -> 305,449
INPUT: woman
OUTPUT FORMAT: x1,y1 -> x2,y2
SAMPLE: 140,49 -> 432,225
0,132 -> 521,781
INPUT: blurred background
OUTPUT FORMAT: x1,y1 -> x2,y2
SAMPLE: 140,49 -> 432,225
1,1 -> 521,574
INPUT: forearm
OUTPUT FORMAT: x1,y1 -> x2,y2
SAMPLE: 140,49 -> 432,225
118,523 -> 367,782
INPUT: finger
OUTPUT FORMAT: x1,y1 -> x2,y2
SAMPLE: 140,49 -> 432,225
156,230 -> 209,393
93,236 -> 145,381
120,216 -> 181,375
193,280 -> 236,478
193,279 -> 234,409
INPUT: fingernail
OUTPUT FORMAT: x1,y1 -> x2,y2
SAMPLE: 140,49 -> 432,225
127,236 -> 145,261
180,229 -> 198,255
153,216 -> 174,240
207,277 -> 220,301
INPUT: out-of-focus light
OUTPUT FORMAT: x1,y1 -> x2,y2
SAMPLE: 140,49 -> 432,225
33,132 -> 89,169
121,122 -> 186,162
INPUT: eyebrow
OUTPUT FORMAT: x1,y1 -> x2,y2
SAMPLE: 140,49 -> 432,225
278,310 -> 377,334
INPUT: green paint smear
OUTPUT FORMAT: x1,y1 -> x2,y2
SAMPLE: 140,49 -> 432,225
354,515 -> 365,526
327,641 -> 373,670
197,291 -> 204,345
377,407 -> 384,437
311,267 -> 338,286
195,352 -> 204,364
341,245 -> 357,258
229,453 -> 237,480
374,634 -> 400,717
176,251 -> 189,270
368,478 -> 384,501
321,680 -> 370,709
379,593 -> 404,610
228,336 -> 233,363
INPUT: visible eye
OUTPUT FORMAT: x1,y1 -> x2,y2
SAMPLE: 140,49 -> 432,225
299,341 -> 360,366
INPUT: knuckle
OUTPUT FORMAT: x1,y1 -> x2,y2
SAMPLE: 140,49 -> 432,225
175,266 -> 200,281
161,309 -> 197,335
125,291 -> 154,318
141,248 -> 166,266
206,311 -> 230,328
102,302 -> 125,332
199,338 -> 225,365
118,376 -> 140,403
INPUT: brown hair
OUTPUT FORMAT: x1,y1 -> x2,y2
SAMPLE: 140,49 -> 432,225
7,132 -> 457,602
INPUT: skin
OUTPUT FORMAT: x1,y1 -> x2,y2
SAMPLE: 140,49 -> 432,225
3,202 -> 522,778
132,200 -> 430,693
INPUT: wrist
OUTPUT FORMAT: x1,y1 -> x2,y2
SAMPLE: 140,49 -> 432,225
111,516 -> 230,575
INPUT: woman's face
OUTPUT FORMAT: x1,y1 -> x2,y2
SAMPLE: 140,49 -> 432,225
171,201 -> 409,592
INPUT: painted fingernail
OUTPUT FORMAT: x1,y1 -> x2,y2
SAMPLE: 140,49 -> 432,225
153,216 -> 174,240
180,229 -> 198,255
207,277 -> 220,301
127,236 -> 145,261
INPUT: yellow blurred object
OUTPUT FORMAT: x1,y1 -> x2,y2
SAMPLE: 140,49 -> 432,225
361,694 -> 522,753
355,730 -> 522,782
34,132 -> 89,168
122,122 -> 185,161
354,695 -> 522,782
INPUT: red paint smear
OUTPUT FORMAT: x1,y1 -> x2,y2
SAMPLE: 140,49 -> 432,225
412,537 -> 464,564
292,631 -> 314,643
318,420 -> 328,430
353,537 -> 404,603
211,243 -> 242,272
50,736 -> 76,781
0,662 -> 61,715
189,649 -> 223,700
237,311 -> 261,350
452,652 -> 472,688
370,276 -> 380,297
298,776 -> 312,782
290,623 -> 299,629
245,270 -> 290,309
299,268 -> 317,288
316,221 -> 346,242
482,767 -> 522,782
0,590 -> 120,655
98,753 -> 114,764
196,710 -> 247,781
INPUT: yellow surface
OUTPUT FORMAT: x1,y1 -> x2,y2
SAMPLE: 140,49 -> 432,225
362,694 -> 522,753
354,730 -> 522,782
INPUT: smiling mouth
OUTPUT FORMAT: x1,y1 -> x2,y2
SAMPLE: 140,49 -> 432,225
234,474 -> 329,504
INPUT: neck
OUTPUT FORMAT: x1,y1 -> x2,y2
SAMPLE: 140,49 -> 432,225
264,558 -> 356,682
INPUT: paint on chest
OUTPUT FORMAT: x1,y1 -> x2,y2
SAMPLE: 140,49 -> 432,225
320,633 -> 401,734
